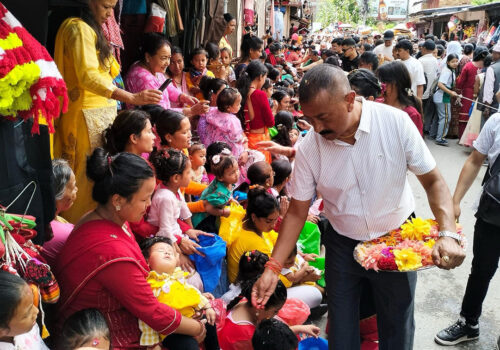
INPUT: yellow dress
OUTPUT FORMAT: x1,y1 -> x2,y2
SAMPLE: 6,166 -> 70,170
227,228 -> 278,283
53,18 -> 120,223
185,70 -> 215,101
219,36 -> 233,57
139,269 -> 209,346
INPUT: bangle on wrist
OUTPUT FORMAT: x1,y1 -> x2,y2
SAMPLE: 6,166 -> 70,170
265,257 -> 283,275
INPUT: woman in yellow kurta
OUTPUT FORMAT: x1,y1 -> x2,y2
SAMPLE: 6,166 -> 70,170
219,13 -> 236,58
227,187 -> 280,283
53,0 -> 162,223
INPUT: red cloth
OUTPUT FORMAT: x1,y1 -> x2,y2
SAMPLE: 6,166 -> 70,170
286,52 -> 299,63
267,54 -> 277,66
456,61 -> 479,138
403,106 -> 423,136
217,313 -> 255,350
55,220 -> 181,349
244,89 -> 275,130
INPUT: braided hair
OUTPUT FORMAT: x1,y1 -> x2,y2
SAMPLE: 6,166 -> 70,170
149,148 -> 188,184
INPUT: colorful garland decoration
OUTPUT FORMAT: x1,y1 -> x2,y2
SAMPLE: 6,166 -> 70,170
354,217 -> 466,272
0,3 -> 68,134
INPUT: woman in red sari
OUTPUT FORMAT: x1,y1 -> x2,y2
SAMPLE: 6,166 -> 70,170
237,60 -> 275,163
55,148 -> 206,349
455,47 -> 488,139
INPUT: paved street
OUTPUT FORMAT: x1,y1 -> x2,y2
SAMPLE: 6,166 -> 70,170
411,138 -> 499,350
316,137 -> 499,349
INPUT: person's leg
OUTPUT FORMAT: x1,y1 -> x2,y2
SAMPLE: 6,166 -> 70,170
442,103 -> 451,140
422,98 -> 432,134
324,224 -> 363,349
162,334 -> 199,350
429,102 -> 440,139
369,270 -> 417,350
204,324 -> 220,350
460,218 -> 500,325
435,102 -> 446,142
287,285 -> 323,308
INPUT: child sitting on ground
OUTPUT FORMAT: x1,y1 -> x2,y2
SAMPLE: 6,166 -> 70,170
281,245 -> 321,288
59,308 -> 110,349
148,149 -> 210,288
139,237 -> 218,350
218,276 -> 320,350
0,271 -> 48,350
221,250 -> 269,304
192,149 -> 239,231
188,143 -> 208,185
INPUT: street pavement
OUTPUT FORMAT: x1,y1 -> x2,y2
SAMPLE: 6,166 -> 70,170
315,138 -> 499,349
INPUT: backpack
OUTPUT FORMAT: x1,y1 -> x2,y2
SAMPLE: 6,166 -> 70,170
476,155 -> 500,227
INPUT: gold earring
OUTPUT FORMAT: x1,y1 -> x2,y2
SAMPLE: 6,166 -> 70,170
115,205 -> 121,211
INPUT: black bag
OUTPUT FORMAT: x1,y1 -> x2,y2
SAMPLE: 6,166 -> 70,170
476,155 -> 500,227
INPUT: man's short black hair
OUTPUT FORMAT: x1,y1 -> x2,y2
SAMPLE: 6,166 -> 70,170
395,39 -> 413,54
331,37 -> 344,45
423,39 -> 436,51
342,38 -> 356,47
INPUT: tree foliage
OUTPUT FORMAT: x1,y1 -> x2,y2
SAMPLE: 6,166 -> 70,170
316,0 -> 361,27
471,0 -> 497,5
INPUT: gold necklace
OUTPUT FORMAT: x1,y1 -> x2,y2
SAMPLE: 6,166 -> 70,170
338,127 -> 358,140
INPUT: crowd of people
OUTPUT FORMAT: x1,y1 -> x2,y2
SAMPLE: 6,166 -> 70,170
1,0 -> 500,349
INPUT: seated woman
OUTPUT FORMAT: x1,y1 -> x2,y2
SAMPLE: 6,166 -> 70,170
227,187 -> 322,308
126,33 -> 209,117
103,109 -> 156,156
55,148 -> 207,349
42,159 -> 77,268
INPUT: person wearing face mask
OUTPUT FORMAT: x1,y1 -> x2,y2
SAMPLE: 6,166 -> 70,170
53,0 -> 163,223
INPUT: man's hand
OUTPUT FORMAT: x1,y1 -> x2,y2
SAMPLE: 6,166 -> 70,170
251,268 -> 280,309
432,236 -> 465,269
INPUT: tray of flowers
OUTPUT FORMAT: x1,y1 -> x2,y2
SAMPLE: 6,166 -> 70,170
354,217 -> 466,272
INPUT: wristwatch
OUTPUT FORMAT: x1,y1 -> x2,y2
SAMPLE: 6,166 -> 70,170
438,230 -> 461,243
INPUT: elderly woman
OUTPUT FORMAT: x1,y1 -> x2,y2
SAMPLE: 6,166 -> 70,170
56,148 -> 206,349
53,0 -> 162,223
126,33 -> 209,117
41,159 -> 77,268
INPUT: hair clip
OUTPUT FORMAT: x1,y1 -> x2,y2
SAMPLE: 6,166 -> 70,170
107,156 -> 114,177
92,338 -> 100,347
406,88 -> 413,97
212,155 -> 221,164
249,184 -> 259,190
380,82 -> 387,96
221,148 -> 232,156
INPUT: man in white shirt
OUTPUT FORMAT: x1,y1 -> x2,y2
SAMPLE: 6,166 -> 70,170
396,39 -> 426,99
435,113 -> 500,346
373,30 -> 395,62
253,65 -> 465,349
419,39 -> 439,134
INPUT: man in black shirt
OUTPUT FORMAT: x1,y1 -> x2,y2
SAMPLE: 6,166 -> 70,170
341,38 -> 360,72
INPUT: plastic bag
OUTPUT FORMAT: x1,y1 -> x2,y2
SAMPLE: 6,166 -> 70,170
219,202 -> 246,248
298,337 -> 329,350
210,298 -> 227,332
297,221 -> 321,255
189,235 -> 227,293
308,257 -> 325,288
277,298 -> 310,326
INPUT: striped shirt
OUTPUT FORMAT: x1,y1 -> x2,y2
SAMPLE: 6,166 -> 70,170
291,100 -> 436,241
